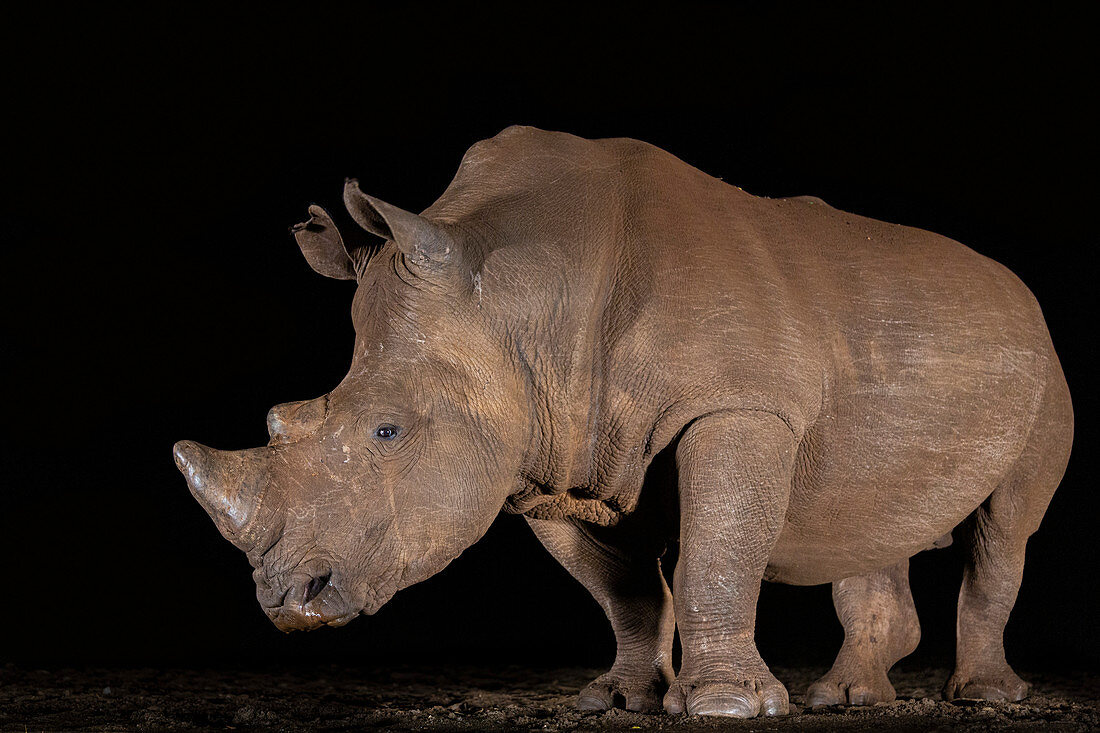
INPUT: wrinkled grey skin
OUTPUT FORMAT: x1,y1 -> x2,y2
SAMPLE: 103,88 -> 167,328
175,127 -> 1072,718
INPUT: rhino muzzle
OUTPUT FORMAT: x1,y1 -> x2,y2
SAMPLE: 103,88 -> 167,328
174,440 -> 365,631
257,567 -> 359,632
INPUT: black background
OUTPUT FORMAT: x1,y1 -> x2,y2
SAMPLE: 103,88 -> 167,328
3,5 -> 1095,675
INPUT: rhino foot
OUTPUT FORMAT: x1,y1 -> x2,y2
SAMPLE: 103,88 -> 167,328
576,670 -> 668,713
806,668 -> 896,707
943,667 -> 1028,702
663,674 -> 789,718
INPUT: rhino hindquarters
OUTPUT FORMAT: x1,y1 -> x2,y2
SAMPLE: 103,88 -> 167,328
944,362 -> 1073,702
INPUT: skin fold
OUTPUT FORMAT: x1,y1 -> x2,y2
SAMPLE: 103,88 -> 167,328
174,126 -> 1073,718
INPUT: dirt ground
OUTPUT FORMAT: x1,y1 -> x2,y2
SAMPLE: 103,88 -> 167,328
2,663 -> 1097,732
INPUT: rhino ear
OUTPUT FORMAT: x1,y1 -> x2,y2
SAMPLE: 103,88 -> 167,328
289,204 -> 359,280
343,179 -> 455,266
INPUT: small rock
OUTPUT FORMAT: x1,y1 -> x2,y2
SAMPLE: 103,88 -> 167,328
102,686 -> 112,695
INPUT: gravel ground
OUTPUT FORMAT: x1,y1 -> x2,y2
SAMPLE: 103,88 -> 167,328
2,663 -> 1097,732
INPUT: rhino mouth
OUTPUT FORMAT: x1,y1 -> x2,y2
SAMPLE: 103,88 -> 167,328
259,568 -> 359,632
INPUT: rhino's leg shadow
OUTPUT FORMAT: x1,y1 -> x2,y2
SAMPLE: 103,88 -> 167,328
664,410 -> 798,718
806,558 -> 921,706
944,369 -> 1073,702
525,516 -> 675,712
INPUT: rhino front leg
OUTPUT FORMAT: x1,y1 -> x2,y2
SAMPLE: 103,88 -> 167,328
666,411 -> 798,718
526,516 -> 675,712
806,559 -> 921,706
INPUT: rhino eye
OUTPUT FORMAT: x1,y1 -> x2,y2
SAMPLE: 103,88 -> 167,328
374,424 -> 399,440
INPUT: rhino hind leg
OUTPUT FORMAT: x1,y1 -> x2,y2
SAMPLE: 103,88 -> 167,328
806,558 -> 921,706
525,516 -> 675,712
944,367 -> 1073,702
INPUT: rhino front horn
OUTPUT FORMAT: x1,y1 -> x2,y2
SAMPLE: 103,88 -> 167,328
173,440 -> 268,539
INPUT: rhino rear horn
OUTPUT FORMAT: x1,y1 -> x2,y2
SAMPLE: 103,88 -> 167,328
343,179 -> 454,266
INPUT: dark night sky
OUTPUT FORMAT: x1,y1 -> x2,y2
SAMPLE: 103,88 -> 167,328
3,5 -> 1095,672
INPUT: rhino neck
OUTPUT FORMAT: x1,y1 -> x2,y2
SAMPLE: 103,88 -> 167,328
428,129 -> 688,522
469,215 -> 654,521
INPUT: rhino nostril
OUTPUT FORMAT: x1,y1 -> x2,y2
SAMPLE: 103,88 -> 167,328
303,573 -> 331,605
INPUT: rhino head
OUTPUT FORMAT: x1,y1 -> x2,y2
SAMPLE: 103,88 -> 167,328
173,179 -> 530,632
